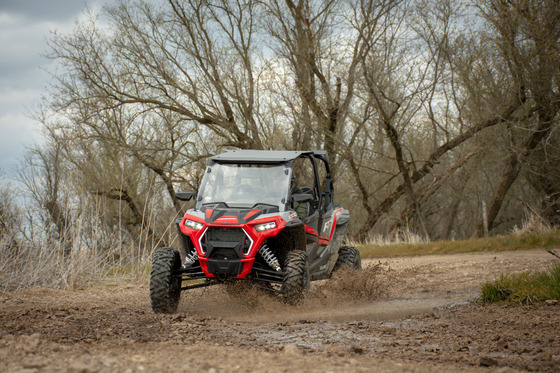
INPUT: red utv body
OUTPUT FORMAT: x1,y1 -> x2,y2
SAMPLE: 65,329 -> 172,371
149,150 -> 361,313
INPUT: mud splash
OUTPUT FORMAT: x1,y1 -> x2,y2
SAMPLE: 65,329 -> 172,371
175,261 -> 454,323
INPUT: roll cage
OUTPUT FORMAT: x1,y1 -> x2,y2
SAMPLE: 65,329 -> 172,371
196,150 -> 334,213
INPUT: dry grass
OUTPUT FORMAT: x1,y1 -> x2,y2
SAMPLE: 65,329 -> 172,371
357,230 -> 560,258
355,211 -> 560,258
0,214 -> 158,292
0,239 -> 153,293
0,240 -> 99,292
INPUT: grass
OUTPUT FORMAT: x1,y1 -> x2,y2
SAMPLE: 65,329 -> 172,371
102,264 -> 151,286
356,229 -> 560,258
480,263 -> 560,304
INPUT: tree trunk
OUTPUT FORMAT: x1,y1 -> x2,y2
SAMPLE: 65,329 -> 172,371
381,118 -> 429,239
355,105 -> 520,242
478,115 -> 556,235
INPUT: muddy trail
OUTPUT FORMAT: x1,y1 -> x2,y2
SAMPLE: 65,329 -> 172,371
1,249 -> 559,372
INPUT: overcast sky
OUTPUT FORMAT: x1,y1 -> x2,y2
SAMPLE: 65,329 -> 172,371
0,0 -> 105,178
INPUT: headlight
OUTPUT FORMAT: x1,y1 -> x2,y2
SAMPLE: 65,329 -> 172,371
255,221 -> 277,232
184,219 -> 203,230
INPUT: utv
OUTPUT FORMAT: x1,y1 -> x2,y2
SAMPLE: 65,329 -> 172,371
149,150 -> 361,313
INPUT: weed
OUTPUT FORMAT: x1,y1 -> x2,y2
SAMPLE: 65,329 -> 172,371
480,263 -> 560,304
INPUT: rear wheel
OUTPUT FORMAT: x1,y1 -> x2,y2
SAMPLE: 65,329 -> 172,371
333,246 -> 362,272
281,250 -> 309,304
150,247 -> 182,313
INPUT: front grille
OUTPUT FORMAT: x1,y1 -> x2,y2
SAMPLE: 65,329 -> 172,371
206,227 -> 246,242
201,227 -> 252,258
212,248 -> 237,260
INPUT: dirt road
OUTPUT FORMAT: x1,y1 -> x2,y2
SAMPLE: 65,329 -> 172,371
1,249 -> 559,372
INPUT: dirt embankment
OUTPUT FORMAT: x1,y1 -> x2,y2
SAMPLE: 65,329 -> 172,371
1,249 -> 559,372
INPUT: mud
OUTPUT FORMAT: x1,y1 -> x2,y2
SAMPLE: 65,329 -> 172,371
1,249 -> 559,372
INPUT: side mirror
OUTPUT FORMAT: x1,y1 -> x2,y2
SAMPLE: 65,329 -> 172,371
176,192 -> 196,201
291,193 -> 313,203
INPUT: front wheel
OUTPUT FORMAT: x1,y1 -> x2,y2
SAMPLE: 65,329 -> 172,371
281,250 -> 309,305
150,247 -> 182,313
333,246 -> 362,272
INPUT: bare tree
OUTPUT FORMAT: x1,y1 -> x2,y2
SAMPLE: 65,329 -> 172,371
347,0 -> 536,241
262,0 -> 399,172
34,0 -> 559,247
0,179 -> 21,255
48,0 -> 269,150
476,0 -> 560,234
18,135 -> 75,256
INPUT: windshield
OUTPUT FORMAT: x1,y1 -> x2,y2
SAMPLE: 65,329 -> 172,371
197,162 -> 290,209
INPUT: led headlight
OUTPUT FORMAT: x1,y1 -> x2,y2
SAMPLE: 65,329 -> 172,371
255,221 -> 277,232
184,219 -> 203,230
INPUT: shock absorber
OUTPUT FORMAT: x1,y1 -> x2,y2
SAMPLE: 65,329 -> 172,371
183,250 -> 198,268
259,245 -> 281,272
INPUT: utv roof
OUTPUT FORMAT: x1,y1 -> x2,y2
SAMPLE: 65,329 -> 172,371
211,150 -> 326,163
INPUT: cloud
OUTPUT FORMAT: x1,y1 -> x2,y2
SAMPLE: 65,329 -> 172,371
0,0 -> 107,96
0,0 -> 86,22
0,19 -> 51,83
0,112 -> 39,173
0,2 -> 84,177
0,0 -> 107,177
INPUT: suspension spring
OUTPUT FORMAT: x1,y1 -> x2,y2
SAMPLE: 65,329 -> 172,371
259,245 -> 281,272
183,250 -> 198,268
